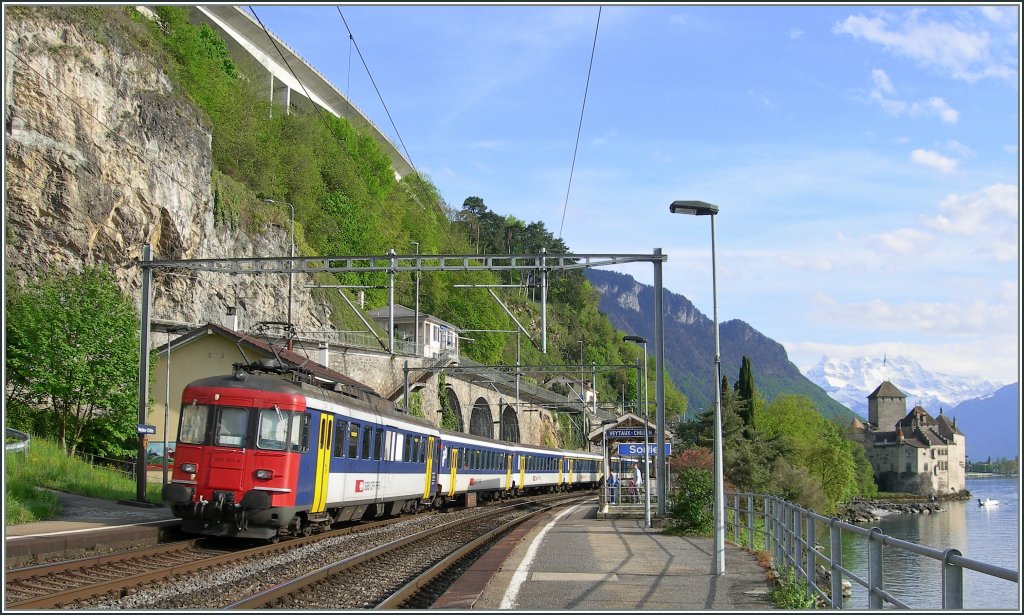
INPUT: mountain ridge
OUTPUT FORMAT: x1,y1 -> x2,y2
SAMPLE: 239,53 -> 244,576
804,355 -> 1003,418
948,382 -> 1020,461
585,269 -> 857,422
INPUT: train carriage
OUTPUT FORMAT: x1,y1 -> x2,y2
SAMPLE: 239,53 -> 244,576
163,366 -> 603,541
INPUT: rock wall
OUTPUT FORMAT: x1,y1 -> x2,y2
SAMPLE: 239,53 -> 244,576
4,8 -> 328,342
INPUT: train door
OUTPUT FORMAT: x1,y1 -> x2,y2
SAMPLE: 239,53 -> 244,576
446,444 -> 459,497
422,435 -> 437,501
311,413 -> 334,513
519,454 -> 526,493
294,411 -> 317,506
504,452 -> 513,492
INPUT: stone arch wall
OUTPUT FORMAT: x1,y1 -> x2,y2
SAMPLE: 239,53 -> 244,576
499,404 -> 520,442
469,397 -> 494,438
442,386 -> 464,431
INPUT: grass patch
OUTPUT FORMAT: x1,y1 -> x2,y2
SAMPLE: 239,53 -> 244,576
4,438 -> 163,524
769,567 -> 816,609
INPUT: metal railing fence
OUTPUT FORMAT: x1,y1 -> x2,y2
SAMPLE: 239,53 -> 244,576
5,428 -> 31,454
725,491 -> 1019,609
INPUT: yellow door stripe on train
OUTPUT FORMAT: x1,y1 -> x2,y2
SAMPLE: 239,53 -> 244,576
519,455 -> 526,490
449,448 -> 458,497
557,457 -> 564,486
312,414 -> 333,513
422,436 -> 435,500
504,454 -> 512,491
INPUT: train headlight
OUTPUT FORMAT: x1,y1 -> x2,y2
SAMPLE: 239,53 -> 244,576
255,469 -> 274,480
181,463 -> 198,474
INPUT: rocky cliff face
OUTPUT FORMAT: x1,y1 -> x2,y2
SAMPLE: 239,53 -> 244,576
4,8 -> 326,344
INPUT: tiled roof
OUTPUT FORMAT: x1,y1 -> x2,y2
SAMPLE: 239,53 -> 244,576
184,322 -> 379,396
868,380 -> 907,399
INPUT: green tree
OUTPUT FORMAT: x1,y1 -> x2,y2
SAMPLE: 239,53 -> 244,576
5,267 -> 141,458
759,394 -> 862,512
735,356 -> 756,429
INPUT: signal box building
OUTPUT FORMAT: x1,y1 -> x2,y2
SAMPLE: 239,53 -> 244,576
849,381 -> 966,495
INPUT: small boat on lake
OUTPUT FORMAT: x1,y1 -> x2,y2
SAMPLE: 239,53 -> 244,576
978,497 -> 1000,507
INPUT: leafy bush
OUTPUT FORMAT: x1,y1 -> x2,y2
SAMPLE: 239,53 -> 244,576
769,568 -> 815,609
667,467 -> 714,535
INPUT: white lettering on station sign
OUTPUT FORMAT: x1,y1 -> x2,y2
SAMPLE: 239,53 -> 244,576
606,428 -> 646,439
617,443 -> 671,457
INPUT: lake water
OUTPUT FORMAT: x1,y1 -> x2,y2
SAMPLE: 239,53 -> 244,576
836,476 -> 1020,610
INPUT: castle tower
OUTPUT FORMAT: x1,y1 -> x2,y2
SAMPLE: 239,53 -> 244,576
867,381 -> 907,431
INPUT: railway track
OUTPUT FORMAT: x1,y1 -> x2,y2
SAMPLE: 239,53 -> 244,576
3,513 -> 423,610
230,494 -> 590,609
21,492 -> 592,610
4,540 -> 223,609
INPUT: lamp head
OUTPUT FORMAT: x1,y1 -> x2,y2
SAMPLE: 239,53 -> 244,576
669,200 -> 719,216
623,335 -> 647,345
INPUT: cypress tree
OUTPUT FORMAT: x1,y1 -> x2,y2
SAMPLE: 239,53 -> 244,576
736,356 -> 756,429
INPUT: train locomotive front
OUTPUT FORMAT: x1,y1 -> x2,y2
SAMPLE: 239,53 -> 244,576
162,371 -> 311,540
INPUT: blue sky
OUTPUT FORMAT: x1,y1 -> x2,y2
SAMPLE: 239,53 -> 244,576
246,4 -> 1020,384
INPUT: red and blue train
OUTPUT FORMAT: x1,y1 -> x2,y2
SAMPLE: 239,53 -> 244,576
162,366 -> 604,540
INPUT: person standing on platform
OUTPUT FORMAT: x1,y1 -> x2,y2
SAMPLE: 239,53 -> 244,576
607,469 -> 618,504
632,462 -> 643,503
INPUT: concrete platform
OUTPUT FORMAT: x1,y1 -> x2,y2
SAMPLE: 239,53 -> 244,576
434,499 -> 775,610
4,491 -> 180,568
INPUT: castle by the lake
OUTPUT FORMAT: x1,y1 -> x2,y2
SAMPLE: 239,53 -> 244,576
849,381 -> 966,495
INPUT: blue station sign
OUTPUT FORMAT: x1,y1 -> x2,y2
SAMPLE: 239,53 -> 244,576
606,428 -> 646,439
137,423 -> 157,435
617,442 -> 672,458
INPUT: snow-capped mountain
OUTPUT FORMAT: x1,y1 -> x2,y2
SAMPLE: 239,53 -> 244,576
804,356 -> 1002,418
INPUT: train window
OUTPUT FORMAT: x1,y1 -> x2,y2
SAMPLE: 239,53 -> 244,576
361,425 -> 373,459
179,402 -> 209,444
419,438 -> 426,464
403,434 -> 412,462
333,421 -> 347,457
215,407 -> 249,448
348,423 -> 360,458
290,413 -> 309,453
257,408 -> 289,451
373,428 -> 384,460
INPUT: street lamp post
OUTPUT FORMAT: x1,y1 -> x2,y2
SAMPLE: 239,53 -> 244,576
623,335 -> 651,529
669,199 -> 724,575
263,199 -> 295,348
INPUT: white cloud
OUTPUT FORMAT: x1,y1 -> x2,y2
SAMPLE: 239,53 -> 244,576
810,294 -> 1013,337
921,183 -> 1019,261
910,148 -> 958,173
867,73 -> 958,123
789,28 -> 805,40
870,89 -> 907,115
922,97 -> 958,123
1004,145 -> 1019,154
944,139 -> 975,158
872,68 -> 895,93
874,227 -> 932,254
775,253 -> 833,272
833,12 -> 1015,82
980,6 -> 1012,25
